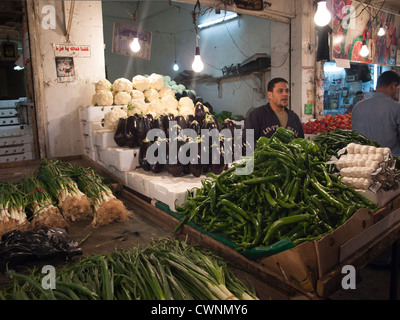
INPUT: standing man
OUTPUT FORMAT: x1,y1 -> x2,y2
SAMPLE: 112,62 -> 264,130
352,70 -> 400,155
244,77 -> 304,141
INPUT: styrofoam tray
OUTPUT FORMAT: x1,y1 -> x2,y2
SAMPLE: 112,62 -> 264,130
100,147 -> 140,172
79,106 -> 114,122
93,129 -> 117,150
81,121 -> 104,136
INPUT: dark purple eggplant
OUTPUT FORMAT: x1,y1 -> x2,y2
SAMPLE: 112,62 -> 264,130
194,102 -> 206,124
137,115 -> 152,145
189,139 -> 203,178
167,137 -> 184,177
186,91 -> 196,101
139,140 -> 152,171
210,138 -> 226,175
175,115 -> 187,131
163,114 -> 175,138
175,92 -> 182,101
188,120 -> 201,136
203,101 -> 213,113
146,114 -> 154,129
114,117 -> 127,147
223,119 -> 235,138
186,115 -> 195,127
126,115 -> 139,148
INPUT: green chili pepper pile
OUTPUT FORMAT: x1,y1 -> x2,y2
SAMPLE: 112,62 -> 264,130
174,127 -> 378,252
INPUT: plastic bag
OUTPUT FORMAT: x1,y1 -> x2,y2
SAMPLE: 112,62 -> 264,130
0,228 -> 82,271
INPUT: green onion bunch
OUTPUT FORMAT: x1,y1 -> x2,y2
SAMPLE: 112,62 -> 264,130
0,238 -> 258,300
0,182 -> 29,236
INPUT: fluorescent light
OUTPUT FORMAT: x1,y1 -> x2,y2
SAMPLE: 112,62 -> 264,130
198,13 -> 238,29
14,66 -> 24,71
323,62 -> 344,73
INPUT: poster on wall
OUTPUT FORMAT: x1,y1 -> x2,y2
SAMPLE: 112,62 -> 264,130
332,0 -> 400,65
55,57 -> 75,83
112,22 -> 152,60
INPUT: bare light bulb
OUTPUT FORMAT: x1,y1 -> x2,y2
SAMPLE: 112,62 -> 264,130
314,1 -> 331,27
192,47 -> 204,72
130,37 -> 141,53
360,41 -> 369,57
377,27 -> 386,37
173,61 -> 179,71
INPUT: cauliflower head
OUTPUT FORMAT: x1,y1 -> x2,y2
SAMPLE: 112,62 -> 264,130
95,79 -> 112,92
178,106 -> 195,117
112,78 -> 133,93
148,99 -> 165,114
148,73 -> 164,91
161,95 -> 178,112
132,75 -> 150,92
178,97 -> 194,111
104,107 -> 127,130
131,89 -> 145,100
159,87 -> 175,99
114,91 -> 132,105
128,99 -> 148,116
144,88 -> 160,102
92,90 -> 114,106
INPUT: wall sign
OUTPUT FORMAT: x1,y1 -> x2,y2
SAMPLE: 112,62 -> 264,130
55,57 -> 75,82
112,22 -> 152,60
53,44 -> 91,58
0,41 -> 18,61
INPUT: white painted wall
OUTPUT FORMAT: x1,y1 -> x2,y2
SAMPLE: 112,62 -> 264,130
102,1 -> 292,118
33,0 -> 106,157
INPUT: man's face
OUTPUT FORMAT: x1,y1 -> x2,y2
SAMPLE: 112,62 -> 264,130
356,93 -> 364,100
268,82 -> 290,109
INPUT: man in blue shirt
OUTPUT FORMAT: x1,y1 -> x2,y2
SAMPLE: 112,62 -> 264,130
352,71 -> 400,156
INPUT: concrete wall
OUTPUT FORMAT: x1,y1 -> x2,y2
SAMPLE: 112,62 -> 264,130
28,0 -> 106,158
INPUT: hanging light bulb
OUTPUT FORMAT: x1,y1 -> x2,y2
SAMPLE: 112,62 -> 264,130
130,37 -> 141,53
192,44 -> 204,73
377,27 -> 386,37
360,40 -> 369,57
314,1 -> 332,27
173,61 -> 179,71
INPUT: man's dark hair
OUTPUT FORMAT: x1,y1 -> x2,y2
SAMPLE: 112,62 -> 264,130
377,71 -> 400,88
356,91 -> 363,95
267,78 -> 288,92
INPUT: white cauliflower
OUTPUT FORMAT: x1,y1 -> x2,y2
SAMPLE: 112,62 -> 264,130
131,89 -> 145,100
92,90 -> 114,106
161,95 -> 178,112
144,88 -> 160,102
113,91 -> 132,105
128,99 -> 148,115
159,87 -> 175,99
104,107 -> 127,130
112,78 -> 133,93
166,107 -> 179,117
178,97 -> 194,111
148,73 -> 164,91
179,106 -> 195,117
95,79 -> 112,92
132,75 -> 150,92
148,99 -> 165,114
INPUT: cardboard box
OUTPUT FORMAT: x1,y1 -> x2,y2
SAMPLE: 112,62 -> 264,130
258,208 -> 374,294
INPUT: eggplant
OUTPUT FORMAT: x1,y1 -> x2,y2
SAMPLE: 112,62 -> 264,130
175,115 -> 187,131
137,115 -> 152,145
150,139 -> 165,173
204,101 -> 213,113
126,115 -> 139,148
152,115 -> 166,142
167,137 -> 184,177
175,92 -> 182,101
189,139 -> 203,178
145,114 -> 154,129
209,137 -> 226,175
194,102 -> 206,124
186,115 -> 195,127
114,117 -> 127,147
139,140 -> 152,171
188,120 -> 201,136
223,119 -> 235,138
186,91 -> 196,101
163,114 -> 175,138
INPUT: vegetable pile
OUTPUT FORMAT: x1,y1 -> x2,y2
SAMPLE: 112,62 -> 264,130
302,114 -> 351,134
114,102 -> 240,178
174,128 -> 377,252
0,238 -> 258,300
0,159 -> 130,237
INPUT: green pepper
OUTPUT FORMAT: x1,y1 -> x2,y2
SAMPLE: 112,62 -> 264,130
270,127 -> 295,144
263,214 -> 311,245
217,199 -> 251,221
309,173 -> 344,211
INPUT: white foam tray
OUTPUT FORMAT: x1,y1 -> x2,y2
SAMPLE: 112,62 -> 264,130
99,147 -> 140,172
79,106 -> 114,123
125,168 -> 203,212
356,188 -> 400,208
93,129 -> 118,150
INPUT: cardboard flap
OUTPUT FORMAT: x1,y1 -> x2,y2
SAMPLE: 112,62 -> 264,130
315,208 -> 374,278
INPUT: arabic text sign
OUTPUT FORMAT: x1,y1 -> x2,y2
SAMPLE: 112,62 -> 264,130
53,44 -> 91,58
